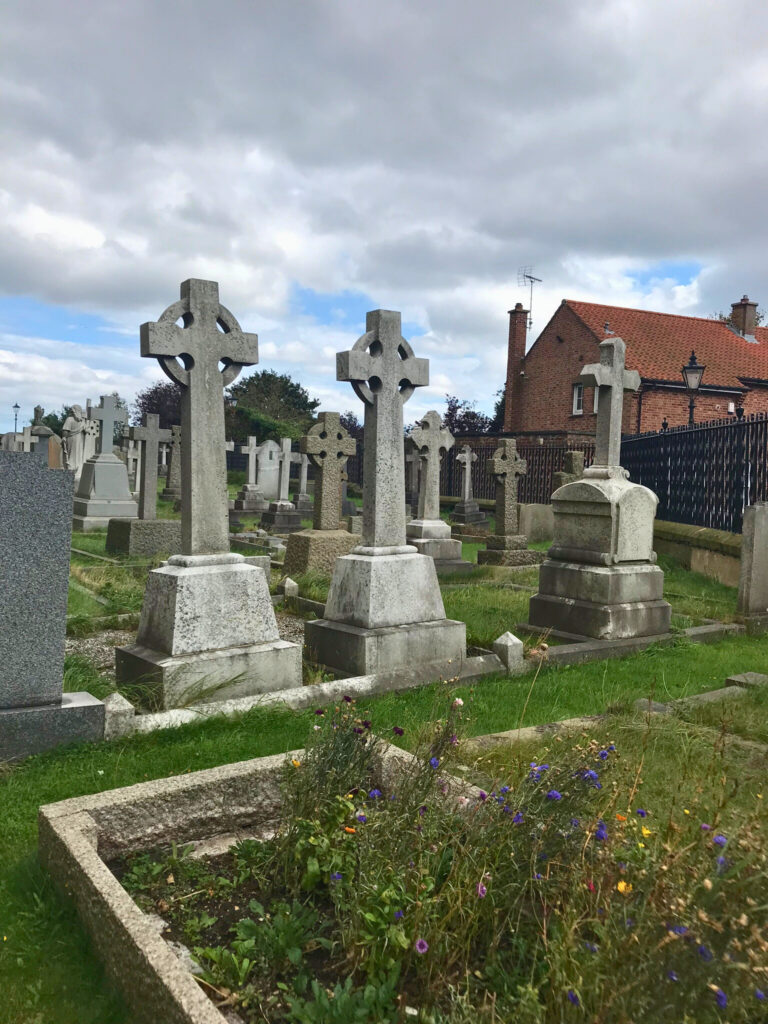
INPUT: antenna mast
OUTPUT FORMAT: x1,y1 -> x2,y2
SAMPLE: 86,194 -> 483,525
517,266 -> 542,329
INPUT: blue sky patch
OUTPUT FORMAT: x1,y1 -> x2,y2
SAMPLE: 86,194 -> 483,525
292,285 -> 424,338
627,260 -> 703,290
0,295 -> 125,347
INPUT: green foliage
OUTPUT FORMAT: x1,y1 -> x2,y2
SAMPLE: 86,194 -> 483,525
227,370 -> 320,441
284,972 -> 400,1023
131,380 -> 182,430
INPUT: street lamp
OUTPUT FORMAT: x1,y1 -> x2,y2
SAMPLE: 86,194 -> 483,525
681,350 -> 705,426
12,402 -> 20,433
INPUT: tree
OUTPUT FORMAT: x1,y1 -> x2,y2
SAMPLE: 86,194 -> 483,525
442,395 -> 493,435
132,380 -> 183,430
32,405 -> 68,435
489,387 -> 506,433
108,391 -> 129,443
226,370 -> 320,433
340,411 -> 363,440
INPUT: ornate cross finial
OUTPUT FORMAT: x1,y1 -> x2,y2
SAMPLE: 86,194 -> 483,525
456,444 -> 478,502
410,411 -> 454,522
580,337 -> 640,472
489,439 -> 527,537
140,280 -> 258,554
129,413 -> 172,520
337,310 -> 429,549
90,395 -> 128,455
301,412 -> 356,530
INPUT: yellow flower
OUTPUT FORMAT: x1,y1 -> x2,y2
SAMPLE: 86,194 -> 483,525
641,826 -> 653,837
637,842 -> 645,848
683,809 -> 690,815
617,880 -> 633,894
291,759 -> 301,768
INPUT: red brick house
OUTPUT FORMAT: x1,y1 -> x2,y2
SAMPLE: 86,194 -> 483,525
503,295 -> 768,439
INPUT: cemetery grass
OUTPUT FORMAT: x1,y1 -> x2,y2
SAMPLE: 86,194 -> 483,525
112,703 -> 768,1022
675,684 -> 768,745
6,633 -> 768,1022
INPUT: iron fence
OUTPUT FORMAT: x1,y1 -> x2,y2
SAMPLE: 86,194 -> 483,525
621,413 -> 768,534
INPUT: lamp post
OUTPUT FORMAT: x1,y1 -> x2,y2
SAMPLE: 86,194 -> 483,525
681,350 -> 705,426
12,402 -> 20,433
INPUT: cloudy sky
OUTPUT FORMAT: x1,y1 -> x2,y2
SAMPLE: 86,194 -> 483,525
2,0 -> 768,432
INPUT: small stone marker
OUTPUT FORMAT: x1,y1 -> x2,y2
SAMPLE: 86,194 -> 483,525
234,436 -> 269,512
737,502 -> 768,632
261,437 -> 303,533
492,632 -> 527,676
478,439 -> 540,566
406,412 -> 471,573
17,426 -> 36,453
115,279 -> 301,707
305,310 -> 466,678
292,454 -> 313,514
0,451 -> 103,758
529,337 -> 671,640
73,395 -> 138,531
283,412 -> 358,576
254,438 -> 281,499
161,424 -> 182,500
404,437 -> 420,520
552,450 -> 585,493
451,444 -> 488,529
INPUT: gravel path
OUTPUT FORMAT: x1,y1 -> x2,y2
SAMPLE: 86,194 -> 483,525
65,630 -> 136,678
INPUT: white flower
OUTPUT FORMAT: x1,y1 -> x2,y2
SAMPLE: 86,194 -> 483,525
453,697 -> 464,707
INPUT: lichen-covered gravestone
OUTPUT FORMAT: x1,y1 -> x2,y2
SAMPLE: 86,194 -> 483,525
478,439 -> 542,566
115,279 -> 301,708
305,310 -> 465,678
261,437 -> 302,533
451,444 -> 488,530
551,449 -> 585,493
283,413 -> 358,576
529,337 -> 671,639
406,411 -> 471,573
0,451 -> 103,759
72,395 -> 138,531
106,414 -> 181,556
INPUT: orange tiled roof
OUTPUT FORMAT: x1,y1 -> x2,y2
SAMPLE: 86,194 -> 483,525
564,300 -> 768,390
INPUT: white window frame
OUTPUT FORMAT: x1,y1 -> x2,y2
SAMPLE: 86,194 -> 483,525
572,383 -> 584,415
593,387 -> 600,414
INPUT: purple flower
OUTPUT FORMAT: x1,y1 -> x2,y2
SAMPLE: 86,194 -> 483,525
698,945 -> 713,962
429,757 -> 440,769
546,790 -> 562,801
608,744 -> 616,751
368,788 -> 382,799
584,941 -> 598,953
356,814 -> 367,824
476,882 -> 487,898
512,811 -> 524,824
449,734 -> 458,745
353,727 -> 364,734
756,989 -> 765,1001
716,855 -> 728,873
598,750 -> 609,760
343,695 -> 353,703
362,720 -> 372,730
595,821 -> 608,841
700,823 -> 712,831
625,918 -> 635,929
500,785 -> 510,794
394,909 -> 404,920
571,818 -> 580,827
393,726 -> 404,736
478,790 -> 487,801
636,809 -> 647,818
418,805 -> 427,817
567,990 -> 580,1006
314,708 -> 324,715
414,938 -> 429,954
330,872 -> 342,881
534,872 -> 543,879
583,770 -> 599,783
671,925 -> 688,935
667,970 -> 679,982
713,834 -> 727,847
714,988 -> 727,1009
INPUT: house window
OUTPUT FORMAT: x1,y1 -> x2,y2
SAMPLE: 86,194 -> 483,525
572,383 -> 584,415
593,387 -> 599,414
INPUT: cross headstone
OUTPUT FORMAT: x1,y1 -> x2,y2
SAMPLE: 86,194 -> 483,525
552,450 -> 585,493
17,426 -> 36,453
162,424 -> 182,498
90,395 -> 127,456
276,437 -> 301,502
456,445 -> 477,503
301,413 -> 356,530
130,414 -> 171,520
410,411 -> 454,522
296,454 -> 309,495
239,435 -> 261,486
337,310 -> 428,548
580,337 -> 639,471
489,439 -> 527,537
140,279 -> 258,554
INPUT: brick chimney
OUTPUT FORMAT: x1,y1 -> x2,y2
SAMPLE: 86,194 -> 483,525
503,302 -> 528,431
731,294 -> 758,337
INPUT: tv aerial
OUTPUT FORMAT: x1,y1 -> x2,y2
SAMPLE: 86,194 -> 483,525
517,266 -> 542,329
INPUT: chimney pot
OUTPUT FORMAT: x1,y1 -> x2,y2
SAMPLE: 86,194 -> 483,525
731,294 -> 758,337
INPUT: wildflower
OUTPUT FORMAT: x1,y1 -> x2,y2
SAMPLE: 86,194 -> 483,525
500,785 -> 510,794
617,880 -> 633,894
414,938 -> 429,954
583,770 -> 599,783
313,725 -> 321,731
713,988 -> 727,1009
616,813 -> 627,822
362,720 -> 372,729
394,910 -> 404,920
418,805 -> 427,817
343,695 -> 353,703
547,790 -> 562,801
571,818 -> 580,827
567,990 -> 580,1006
670,925 -> 688,935
586,880 -> 596,892
512,811 -> 524,824
314,708 -> 324,715
716,855 -> 728,873
684,808 -> 690,815
584,941 -> 598,953
713,834 -> 727,847
641,826 -> 652,837
636,809 -> 647,818
330,872 -> 342,881
344,826 -> 356,834
353,727 -> 364,734
291,759 -> 301,768
625,918 -> 635,929
595,821 -> 608,841
453,697 -> 464,707
598,750 -> 609,760
429,757 -> 440,769
478,790 -> 487,801
393,726 -> 404,736
368,788 -> 382,799
667,970 -> 679,982
608,744 -> 616,751
356,814 -> 367,824
449,734 -> 459,745
698,945 -> 713,962
534,872 -> 543,879
756,989 -> 766,1001
701,823 -> 712,831
476,882 -> 487,898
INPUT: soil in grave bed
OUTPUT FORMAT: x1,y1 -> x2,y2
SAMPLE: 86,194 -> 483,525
111,700 -> 768,1024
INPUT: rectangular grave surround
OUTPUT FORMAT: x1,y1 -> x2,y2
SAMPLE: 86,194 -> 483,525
39,743 -> 478,1024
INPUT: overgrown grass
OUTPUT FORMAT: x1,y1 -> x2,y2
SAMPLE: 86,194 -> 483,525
676,684 -> 768,745
67,582 -> 106,618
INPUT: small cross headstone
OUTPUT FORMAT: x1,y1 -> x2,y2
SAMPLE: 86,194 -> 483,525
140,279 -> 258,555
456,444 -> 477,503
17,426 -> 36,453
336,309 -> 428,548
552,450 -> 585,493
489,439 -> 527,538
276,437 -> 302,503
90,395 -> 128,456
301,412 -> 356,530
580,337 -> 639,472
162,424 -> 182,499
410,411 -> 454,522
239,435 -> 261,486
130,414 -> 172,520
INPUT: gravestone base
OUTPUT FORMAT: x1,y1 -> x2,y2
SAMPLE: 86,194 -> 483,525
161,485 -> 181,501
283,529 -> 358,577
528,560 -> 671,640
478,535 -> 543,566
409,536 -> 473,575
305,618 -> 466,678
234,484 -> 269,513
105,518 -> 182,557
346,515 -> 363,536
115,552 -> 302,708
0,693 -> 104,761
73,455 -> 138,530
261,501 -> 303,533
292,492 -> 314,515
451,501 -> 488,528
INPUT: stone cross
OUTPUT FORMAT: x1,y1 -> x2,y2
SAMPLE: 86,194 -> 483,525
580,337 -> 640,470
130,414 -> 171,520
238,435 -> 261,486
163,425 -> 182,496
140,279 -> 258,555
456,444 -> 477,502
410,411 -> 454,522
276,437 -> 302,502
17,426 -> 35,453
301,412 -> 356,530
337,309 -> 428,548
489,439 -> 527,537
297,454 -> 309,494
90,395 -> 128,456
